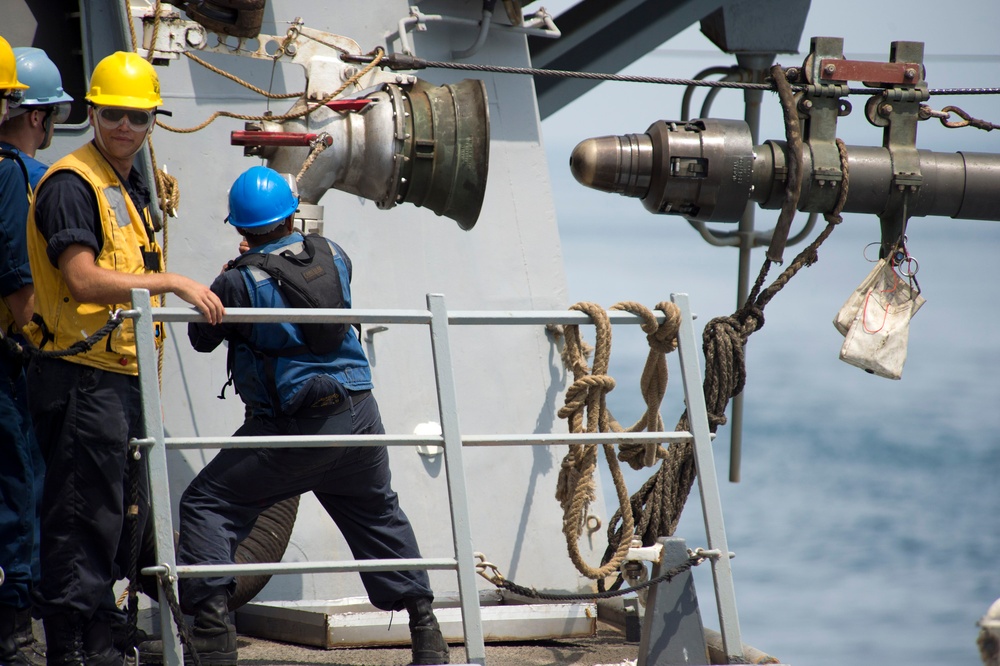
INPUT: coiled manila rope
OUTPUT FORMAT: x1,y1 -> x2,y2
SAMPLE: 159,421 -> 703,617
555,301 -> 681,579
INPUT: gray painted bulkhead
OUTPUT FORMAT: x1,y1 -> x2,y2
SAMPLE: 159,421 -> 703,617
151,0 -> 587,603
11,0 -> 810,612
18,0 -> 598,604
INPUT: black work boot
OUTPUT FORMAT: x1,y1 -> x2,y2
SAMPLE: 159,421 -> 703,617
139,591 -> 237,666
83,616 -> 124,666
42,613 -> 86,666
405,597 -> 449,665
12,608 -> 32,650
12,607 -> 43,666
0,605 -> 30,666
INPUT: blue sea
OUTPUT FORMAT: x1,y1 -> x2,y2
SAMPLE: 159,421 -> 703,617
540,9 -> 1000,660
552,195 -> 1000,665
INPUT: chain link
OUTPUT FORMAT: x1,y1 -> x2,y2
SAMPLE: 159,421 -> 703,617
475,551 -> 705,602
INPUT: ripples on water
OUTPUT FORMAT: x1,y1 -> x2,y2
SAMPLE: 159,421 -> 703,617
563,218 -> 1000,665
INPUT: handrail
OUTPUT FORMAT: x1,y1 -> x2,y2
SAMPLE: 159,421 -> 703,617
130,289 -> 742,665
144,558 -> 461,578
133,431 -> 703,451
152,305 -> 681,325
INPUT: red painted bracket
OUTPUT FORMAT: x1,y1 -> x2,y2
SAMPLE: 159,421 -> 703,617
819,59 -> 923,86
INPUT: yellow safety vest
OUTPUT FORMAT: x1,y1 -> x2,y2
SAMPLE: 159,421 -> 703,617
25,142 -> 164,375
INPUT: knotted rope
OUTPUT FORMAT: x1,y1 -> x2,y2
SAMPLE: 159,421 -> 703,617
555,301 -> 681,579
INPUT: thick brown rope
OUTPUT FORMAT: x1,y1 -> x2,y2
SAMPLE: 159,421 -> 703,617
183,51 -> 303,99
765,64 -> 803,264
611,301 -> 680,470
555,301 -> 681,579
295,135 -> 330,183
124,2 -> 170,388
144,0 -> 163,63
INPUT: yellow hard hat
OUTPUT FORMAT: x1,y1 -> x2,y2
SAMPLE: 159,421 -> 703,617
86,51 -> 162,109
0,36 -> 29,90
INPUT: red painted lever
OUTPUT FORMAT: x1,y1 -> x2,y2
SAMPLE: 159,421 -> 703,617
230,132 -> 332,147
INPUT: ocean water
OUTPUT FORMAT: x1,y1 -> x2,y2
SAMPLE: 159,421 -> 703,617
538,7 -> 1000,660
551,202 -> 1000,665
542,0 -> 1000,666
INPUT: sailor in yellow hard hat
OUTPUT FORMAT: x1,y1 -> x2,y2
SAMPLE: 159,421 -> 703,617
0,44 -> 76,665
22,51 -> 224,665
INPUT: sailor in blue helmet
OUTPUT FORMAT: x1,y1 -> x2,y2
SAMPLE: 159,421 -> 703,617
144,165 -> 448,666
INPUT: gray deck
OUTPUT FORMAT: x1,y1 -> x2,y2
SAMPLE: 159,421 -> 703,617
234,624 -> 638,666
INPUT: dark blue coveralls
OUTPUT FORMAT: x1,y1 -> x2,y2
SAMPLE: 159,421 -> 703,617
0,144 -> 45,613
183,232 -> 433,612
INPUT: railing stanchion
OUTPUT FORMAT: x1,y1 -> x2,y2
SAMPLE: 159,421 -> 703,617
132,289 -> 184,666
671,293 -> 743,661
427,293 -> 487,665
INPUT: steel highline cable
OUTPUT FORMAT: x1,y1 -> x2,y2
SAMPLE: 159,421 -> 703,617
341,53 -> 1000,97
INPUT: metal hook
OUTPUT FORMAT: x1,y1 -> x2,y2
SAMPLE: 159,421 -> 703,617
473,551 -> 506,585
862,241 -> 882,262
897,255 -> 919,279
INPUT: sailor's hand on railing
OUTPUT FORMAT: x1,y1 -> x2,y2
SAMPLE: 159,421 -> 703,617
171,275 -> 225,325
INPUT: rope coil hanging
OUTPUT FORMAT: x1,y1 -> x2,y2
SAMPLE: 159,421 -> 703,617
555,300 -> 681,580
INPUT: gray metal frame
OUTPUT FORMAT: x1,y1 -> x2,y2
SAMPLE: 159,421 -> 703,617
128,288 -> 743,665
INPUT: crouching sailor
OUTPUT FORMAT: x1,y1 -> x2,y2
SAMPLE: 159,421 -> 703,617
140,166 -> 449,666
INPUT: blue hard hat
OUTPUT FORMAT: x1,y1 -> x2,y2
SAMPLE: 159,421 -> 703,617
225,166 -> 299,229
13,47 -> 73,106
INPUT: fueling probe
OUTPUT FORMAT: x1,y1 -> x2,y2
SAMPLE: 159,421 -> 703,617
569,37 -> 1000,259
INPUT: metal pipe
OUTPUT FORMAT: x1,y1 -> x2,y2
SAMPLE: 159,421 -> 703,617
571,121 -> 1000,223
162,431 -> 704,451
397,6 -> 560,57
230,131 -> 331,147
452,8 -> 494,60
728,52 -> 775,484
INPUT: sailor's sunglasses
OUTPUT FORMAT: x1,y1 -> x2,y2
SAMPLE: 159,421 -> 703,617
10,102 -> 72,125
49,102 -> 72,125
0,90 -> 23,118
1,89 -> 23,107
95,106 -> 154,132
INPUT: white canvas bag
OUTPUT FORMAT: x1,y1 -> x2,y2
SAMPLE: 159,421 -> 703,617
833,258 -> 925,336
835,259 -> 926,379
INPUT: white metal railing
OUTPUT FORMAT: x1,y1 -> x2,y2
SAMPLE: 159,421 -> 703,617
128,290 -> 743,666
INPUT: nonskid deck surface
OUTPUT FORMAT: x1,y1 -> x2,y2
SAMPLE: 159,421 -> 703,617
234,624 -> 638,666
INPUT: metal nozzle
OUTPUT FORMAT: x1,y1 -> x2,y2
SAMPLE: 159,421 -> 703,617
568,118 -> 755,222
569,133 -> 653,198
